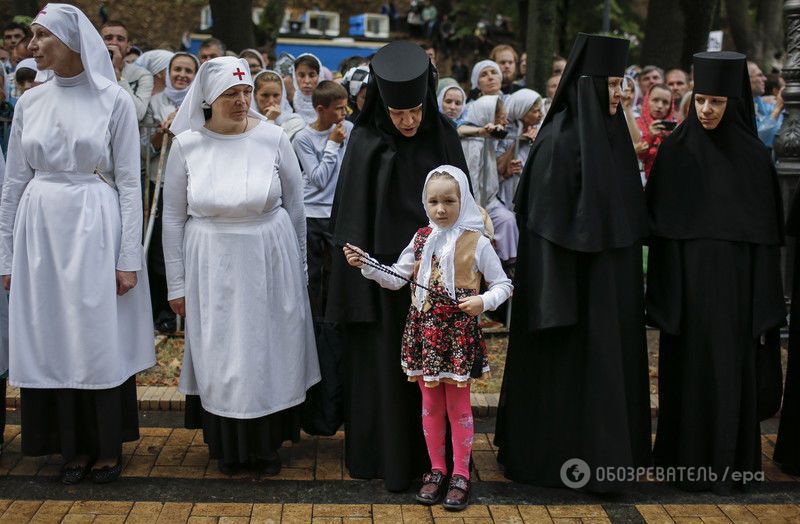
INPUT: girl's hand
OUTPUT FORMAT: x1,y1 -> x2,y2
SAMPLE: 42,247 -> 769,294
265,104 -> 282,121
169,297 -> 185,317
635,140 -> 649,154
458,296 -> 484,317
116,270 -> 137,296
344,243 -> 366,268
509,159 -> 523,176
648,120 -> 664,136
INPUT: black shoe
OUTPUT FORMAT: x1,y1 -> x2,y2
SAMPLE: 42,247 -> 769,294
61,463 -> 91,485
91,460 -> 123,484
415,470 -> 447,505
255,453 -> 282,477
442,474 -> 471,511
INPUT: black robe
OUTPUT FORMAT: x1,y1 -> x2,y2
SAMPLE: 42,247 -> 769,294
494,34 -> 652,491
326,58 -> 468,492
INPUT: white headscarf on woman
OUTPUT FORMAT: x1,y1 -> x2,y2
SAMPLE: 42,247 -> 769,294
291,53 -> 322,124
239,48 -> 266,71
504,88 -> 542,125
252,70 -> 295,124
470,59 -> 502,91
135,49 -> 174,77
437,84 -> 466,120
31,3 -> 116,90
163,52 -> 199,108
415,165 -> 485,310
14,58 -> 39,74
461,95 -> 501,209
170,56 -> 266,135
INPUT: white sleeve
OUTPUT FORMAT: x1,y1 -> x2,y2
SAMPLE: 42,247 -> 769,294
0,101 -> 32,274
360,237 -> 416,290
110,92 -> 145,272
161,140 -> 189,300
475,237 -> 513,312
277,132 -> 307,272
119,69 -> 153,122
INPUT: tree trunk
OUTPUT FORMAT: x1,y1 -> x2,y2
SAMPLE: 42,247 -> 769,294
724,0 -> 752,55
640,0 -> 684,69
518,0 -> 528,52
12,0 -> 39,17
752,0 -> 784,72
525,0 -> 557,93
678,0 -> 718,71
210,0 -> 255,53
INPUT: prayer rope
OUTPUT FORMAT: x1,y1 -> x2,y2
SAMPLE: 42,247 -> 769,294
356,253 -> 460,305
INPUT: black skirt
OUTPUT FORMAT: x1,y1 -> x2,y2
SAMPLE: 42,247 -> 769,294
184,395 -> 302,466
20,376 -> 139,461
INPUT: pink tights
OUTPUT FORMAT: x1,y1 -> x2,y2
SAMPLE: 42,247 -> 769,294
418,381 -> 473,479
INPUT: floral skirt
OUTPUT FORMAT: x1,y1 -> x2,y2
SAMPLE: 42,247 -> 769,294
401,287 -> 489,387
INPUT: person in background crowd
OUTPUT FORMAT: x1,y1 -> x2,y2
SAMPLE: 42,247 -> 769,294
502,88 -> 543,205
253,70 -> 306,140
543,74 -> 560,114
100,20 -> 153,122
124,45 -> 141,65
198,37 -> 225,64
438,83 -> 466,126
638,65 -> 664,100
12,58 -> 38,97
12,37 -> 32,66
666,68 -> 690,103
0,48 -> 10,72
515,52 -> 527,87
342,65 -> 370,122
2,22 -> 29,66
763,73 -> 785,105
464,59 -> 503,108
622,75 -> 643,146
239,48 -> 265,76
135,49 -> 173,96
292,53 -> 323,124
749,60 -> 784,148
490,44 -> 521,95
636,83 -> 676,179
552,56 -> 566,76
257,45 -> 271,69
678,90 -> 693,122
421,42 -> 436,67
0,151 -> 6,456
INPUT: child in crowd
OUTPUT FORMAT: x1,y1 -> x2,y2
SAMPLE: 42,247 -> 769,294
253,70 -> 306,141
13,58 -> 38,98
292,53 -> 322,124
343,166 -> 512,511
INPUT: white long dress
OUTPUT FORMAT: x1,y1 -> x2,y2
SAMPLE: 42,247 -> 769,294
162,119 -> 321,419
0,151 -> 7,377
0,71 -> 155,389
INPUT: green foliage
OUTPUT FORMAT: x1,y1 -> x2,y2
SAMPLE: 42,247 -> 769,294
562,0 -> 643,58
12,15 -> 32,26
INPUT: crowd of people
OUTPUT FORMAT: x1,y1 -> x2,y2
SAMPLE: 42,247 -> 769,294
0,1 -> 796,513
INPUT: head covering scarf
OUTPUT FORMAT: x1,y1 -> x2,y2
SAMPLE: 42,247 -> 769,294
648,51 -> 783,245
170,56 -> 265,135
470,60 -> 502,91
31,3 -> 116,90
163,52 -> 199,108
135,49 -> 174,76
505,88 -> 542,125
437,76 -> 459,94
252,69 -> 295,125
14,58 -> 39,73
517,33 -> 646,252
415,165 -> 484,309
462,95 -> 500,207
639,84 -> 675,128
292,53 -> 322,123
437,84 -> 466,117
239,48 -> 266,71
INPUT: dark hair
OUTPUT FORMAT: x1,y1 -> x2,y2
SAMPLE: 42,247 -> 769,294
3,22 -> 31,38
14,66 -> 35,84
200,37 -> 226,54
101,20 -> 129,35
312,80 -> 347,108
294,55 -> 320,73
421,42 -> 436,52
338,55 -> 367,75
765,73 -> 782,95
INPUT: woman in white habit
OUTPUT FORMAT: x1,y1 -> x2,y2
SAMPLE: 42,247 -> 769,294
0,3 -> 154,484
162,56 -> 320,476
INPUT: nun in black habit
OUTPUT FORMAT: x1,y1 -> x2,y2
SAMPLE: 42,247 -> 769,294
494,33 -> 652,491
326,41 -> 468,491
646,52 -> 785,493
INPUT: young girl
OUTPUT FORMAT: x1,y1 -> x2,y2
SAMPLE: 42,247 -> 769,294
636,83 -> 676,179
292,53 -> 322,124
253,70 -> 306,141
343,166 -> 513,511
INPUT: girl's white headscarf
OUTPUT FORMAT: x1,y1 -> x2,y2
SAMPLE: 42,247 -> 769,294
169,56 -> 266,135
415,165 -> 485,310
252,69 -> 295,125
292,53 -> 322,124
437,84 -> 466,120
504,88 -> 541,125
163,52 -> 199,108
470,59 -> 501,91
135,49 -> 173,76
31,3 -> 116,90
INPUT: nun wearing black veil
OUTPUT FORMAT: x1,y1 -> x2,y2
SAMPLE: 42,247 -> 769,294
494,33 -> 652,491
326,41 -> 468,491
646,52 -> 785,493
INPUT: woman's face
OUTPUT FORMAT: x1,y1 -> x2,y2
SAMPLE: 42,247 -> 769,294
29,24 -> 75,73
256,81 -> 282,114
388,104 -> 423,137
477,66 -> 501,95
441,88 -> 464,120
245,56 -> 262,75
607,76 -> 623,115
494,100 -> 508,126
694,93 -> 728,130
295,63 -> 319,96
210,84 -> 253,123
521,100 -> 543,127
648,87 -> 672,120
425,176 -> 461,229
170,56 -> 197,90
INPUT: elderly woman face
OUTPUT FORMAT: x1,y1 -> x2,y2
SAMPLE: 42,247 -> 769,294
522,99 -> 543,127
170,56 -> 197,90
694,93 -> 728,130
607,76 -> 623,115
29,24 -> 76,72
388,104 -> 423,137
211,84 -> 253,123
477,66 -> 501,95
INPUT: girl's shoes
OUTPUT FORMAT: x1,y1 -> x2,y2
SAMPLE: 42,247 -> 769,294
442,474 -> 471,511
415,470 -> 447,505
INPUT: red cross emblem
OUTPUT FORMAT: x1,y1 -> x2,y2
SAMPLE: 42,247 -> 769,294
232,68 -> 245,80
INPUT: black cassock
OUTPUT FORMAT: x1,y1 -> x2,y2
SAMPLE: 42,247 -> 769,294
494,34 -> 652,491
646,52 -> 785,493
326,41 -> 468,492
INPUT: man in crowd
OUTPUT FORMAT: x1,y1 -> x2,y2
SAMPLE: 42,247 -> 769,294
3,22 -> 28,65
198,38 -> 225,64
421,42 -> 436,67
665,68 -> 690,104
490,44 -> 521,95
749,60 -> 783,149
638,65 -> 664,97
100,20 -> 153,122
552,56 -> 566,76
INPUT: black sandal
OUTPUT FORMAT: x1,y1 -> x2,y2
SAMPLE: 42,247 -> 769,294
442,474 -> 471,511
91,459 -> 123,484
415,470 -> 447,505
61,462 -> 91,485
